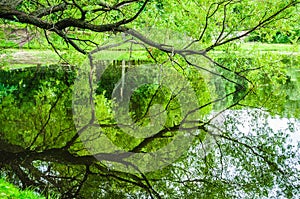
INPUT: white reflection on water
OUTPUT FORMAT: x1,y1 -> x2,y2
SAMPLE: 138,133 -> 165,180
210,109 -> 300,168
210,109 -> 300,149
208,109 -> 300,197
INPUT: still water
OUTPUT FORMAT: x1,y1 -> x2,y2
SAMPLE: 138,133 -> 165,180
1,62 -> 300,197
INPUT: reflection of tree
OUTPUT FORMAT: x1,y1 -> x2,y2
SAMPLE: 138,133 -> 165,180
1,0 -> 300,198
1,59 -> 299,198
207,109 -> 299,197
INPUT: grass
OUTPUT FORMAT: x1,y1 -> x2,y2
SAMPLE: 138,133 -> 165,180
0,49 -> 62,70
0,178 -> 45,199
1,42 -> 300,69
239,42 -> 300,52
209,42 -> 300,58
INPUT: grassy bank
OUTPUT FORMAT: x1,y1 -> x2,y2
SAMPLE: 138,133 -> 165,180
0,178 -> 45,199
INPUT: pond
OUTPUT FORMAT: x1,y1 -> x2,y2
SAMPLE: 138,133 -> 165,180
1,57 -> 300,197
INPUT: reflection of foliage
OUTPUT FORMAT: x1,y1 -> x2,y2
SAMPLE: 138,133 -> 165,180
1,53 -> 298,197
130,84 -> 180,125
96,61 -> 123,98
96,60 -> 152,98
235,54 -> 300,118
211,53 -> 300,119
207,109 -> 299,198
0,69 -> 75,150
0,65 -> 76,103
0,83 -> 17,100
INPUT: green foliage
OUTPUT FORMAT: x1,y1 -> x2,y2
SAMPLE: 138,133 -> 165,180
247,29 -> 300,44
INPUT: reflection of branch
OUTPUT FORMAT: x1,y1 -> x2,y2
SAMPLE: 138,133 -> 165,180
25,162 -> 61,190
202,54 -> 253,85
212,131 -> 285,175
213,136 -> 224,177
74,166 -> 89,196
92,163 -> 160,198
11,164 -> 37,188
138,169 -> 161,199
28,88 -> 67,150
183,55 -> 242,86
134,85 -> 161,123
206,87 -> 252,125
130,124 -> 180,153
182,88 -> 241,125
6,146 -> 158,198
